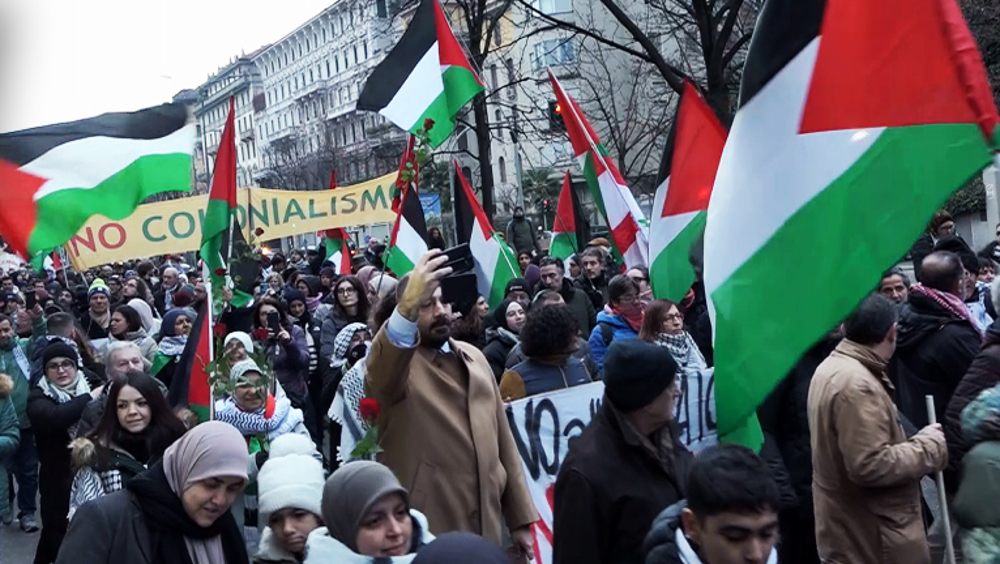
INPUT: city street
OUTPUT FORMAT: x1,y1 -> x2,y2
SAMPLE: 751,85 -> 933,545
2,521 -> 37,563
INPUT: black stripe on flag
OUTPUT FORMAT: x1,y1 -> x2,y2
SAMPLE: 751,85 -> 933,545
738,0 -> 826,108
452,167 -> 475,244
401,182 -> 429,240
0,103 -> 189,166
357,0 -> 437,112
570,180 -> 591,252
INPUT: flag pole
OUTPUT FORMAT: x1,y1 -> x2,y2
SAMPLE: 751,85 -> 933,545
204,272 -> 216,421
926,395 -> 956,564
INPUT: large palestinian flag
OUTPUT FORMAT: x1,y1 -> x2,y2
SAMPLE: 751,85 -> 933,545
549,71 -> 649,268
453,162 -> 519,307
704,0 -> 1000,449
0,104 -> 193,259
385,140 -> 428,276
167,300 -> 212,422
357,0 -> 483,148
649,81 -> 726,303
201,97 -> 253,315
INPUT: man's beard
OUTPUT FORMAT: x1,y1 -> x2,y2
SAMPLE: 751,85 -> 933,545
420,316 -> 452,348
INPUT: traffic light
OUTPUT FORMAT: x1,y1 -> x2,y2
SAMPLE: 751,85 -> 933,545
542,199 -> 552,216
548,100 -> 566,133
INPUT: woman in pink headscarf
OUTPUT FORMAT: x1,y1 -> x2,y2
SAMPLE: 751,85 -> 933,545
56,421 -> 250,564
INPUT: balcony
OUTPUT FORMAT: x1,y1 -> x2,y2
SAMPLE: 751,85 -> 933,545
240,128 -> 255,142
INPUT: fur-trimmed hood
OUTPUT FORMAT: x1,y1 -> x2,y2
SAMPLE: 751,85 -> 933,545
70,436 -> 98,469
303,509 -> 434,564
0,373 -> 13,399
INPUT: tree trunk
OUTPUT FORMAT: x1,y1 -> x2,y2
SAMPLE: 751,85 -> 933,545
472,92 -> 496,219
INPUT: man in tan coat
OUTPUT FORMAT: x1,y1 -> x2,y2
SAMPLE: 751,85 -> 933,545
808,295 -> 947,564
366,250 -> 537,558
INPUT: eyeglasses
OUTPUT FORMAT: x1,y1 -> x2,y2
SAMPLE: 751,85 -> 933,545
46,360 -> 75,372
664,313 -> 684,321
337,287 -> 357,296
628,276 -> 649,283
617,295 -> 640,305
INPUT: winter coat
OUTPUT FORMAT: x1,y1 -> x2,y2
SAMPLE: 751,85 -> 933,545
0,375 -> 20,516
505,217 -> 538,254
0,316 -> 45,428
808,339 -> 947,564
300,509 -> 434,564
642,500 -> 778,564
553,400 -> 692,564
575,273 -> 609,312
944,317 -> 1000,492
79,311 -> 110,342
954,382 -> 1000,563
682,283 -> 713,367
556,278 -> 596,335
587,311 -> 639,374
481,327 -> 519,382
910,234 -> 936,283
320,310 -> 366,362
68,437 -> 148,520
499,356 -> 591,401
758,336 -> 839,516
104,329 -> 157,364
55,490 -> 154,564
505,337 -> 598,379
365,325 -> 537,544
264,324 -> 311,399
892,291 -> 981,430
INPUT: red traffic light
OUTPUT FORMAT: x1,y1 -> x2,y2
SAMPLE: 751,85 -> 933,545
543,199 -> 550,206
554,103 -> 562,114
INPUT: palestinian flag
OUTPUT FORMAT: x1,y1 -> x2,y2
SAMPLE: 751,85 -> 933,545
392,135 -> 417,212
549,71 -> 649,268
321,171 -> 353,274
357,0 -> 484,148
0,104 -> 193,259
384,148 -> 428,276
200,97 -> 253,315
704,0 -> 1000,449
649,81 -> 726,303
453,162 -> 519,307
549,171 -> 589,261
167,300 -> 212,422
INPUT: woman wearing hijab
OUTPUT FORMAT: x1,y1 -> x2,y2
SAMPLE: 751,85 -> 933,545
151,309 -> 194,390
294,276 -> 332,323
366,274 -> 398,310
28,343 -> 105,564
68,372 -> 187,519
304,461 -> 434,563
56,421 -> 250,564
481,300 -> 526,382
127,298 -> 161,338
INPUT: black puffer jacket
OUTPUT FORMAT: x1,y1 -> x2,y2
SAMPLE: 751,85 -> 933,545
892,292 -> 981,430
758,335 -> 840,513
642,500 -> 687,564
944,318 -> 1000,491
481,327 -> 518,382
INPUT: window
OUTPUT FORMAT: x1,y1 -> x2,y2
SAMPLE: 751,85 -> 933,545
505,59 -> 516,100
498,157 -> 507,183
306,39 -> 311,51
531,39 -> 576,71
323,28 -> 327,42
309,69 -> 314,82
363,41 -> 368,59
489,65 -> 498,90
335,55 -> 340,73
462,166 -> 473,186
457,130 -> 469,151
493,24 -> 502,47
326,60 -> 331,76
534,0 -> 571,14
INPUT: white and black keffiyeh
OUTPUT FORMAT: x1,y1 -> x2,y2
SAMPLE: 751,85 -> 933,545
332,323 -> 369,370
329,357 -> 368,463
214,395 -> 304,440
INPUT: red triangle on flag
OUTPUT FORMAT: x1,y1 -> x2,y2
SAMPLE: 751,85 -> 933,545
552,171 -> 576,235
662,82 -> 727,218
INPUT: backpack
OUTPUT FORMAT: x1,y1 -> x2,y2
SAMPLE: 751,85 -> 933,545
599,322 -> 614,347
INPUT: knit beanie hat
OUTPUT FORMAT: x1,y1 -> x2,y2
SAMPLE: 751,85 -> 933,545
88,278 -> 110,300
258,453 -> 325,525
223,332 -> 253,355
505,278 -> 530,297
268,433 -> 320,459
603,340 -> 678,413
42,342 -> 79,368
230,358 -> 261,383
284,289 -> 307,307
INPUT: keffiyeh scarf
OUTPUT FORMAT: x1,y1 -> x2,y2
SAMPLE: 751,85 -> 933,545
911,284 -> 984,338
157,335 -> 187,357
38,372 -> 90,404
330,357 -> 369,463
332,323 -> 370,370
214,395 -> 304,440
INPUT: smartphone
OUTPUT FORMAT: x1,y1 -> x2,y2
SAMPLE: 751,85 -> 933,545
440,243 -> 474,274
440,272 -> 479,310
24,289 -> 36,310
266,311 -> 280,332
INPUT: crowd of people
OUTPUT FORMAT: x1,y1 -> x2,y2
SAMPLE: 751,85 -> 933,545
1,207 -> 999,564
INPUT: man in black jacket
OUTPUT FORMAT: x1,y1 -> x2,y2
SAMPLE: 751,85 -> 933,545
538,256 -> 595,335
553,340 -> 690,564
892,251 -> 981,449
574,247 -> 609,310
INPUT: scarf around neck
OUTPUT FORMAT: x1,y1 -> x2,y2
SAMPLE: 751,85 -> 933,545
38,371 -> 90,404
611,305 -> 644,332
0,339 -> 30,380
214,394 -> 303,439
656,332 -> 693,364
305,294 -> 322,313
911,284 -> 984,338
158,334 -> 188,357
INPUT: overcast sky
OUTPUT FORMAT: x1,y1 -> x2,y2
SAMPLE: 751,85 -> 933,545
0,0 -> 334,133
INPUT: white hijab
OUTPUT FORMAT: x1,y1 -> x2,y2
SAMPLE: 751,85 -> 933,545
128,298 -> 161,337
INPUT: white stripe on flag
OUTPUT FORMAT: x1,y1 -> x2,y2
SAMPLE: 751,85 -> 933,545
470,218 -> 501,299
704,39 -> 883,295
395,217 -> 429,262
379,42 -> 445,132
25,124 -> 195,200
650,210 -> 700,259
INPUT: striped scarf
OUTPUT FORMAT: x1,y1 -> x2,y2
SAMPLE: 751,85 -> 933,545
910,284 -> 984,338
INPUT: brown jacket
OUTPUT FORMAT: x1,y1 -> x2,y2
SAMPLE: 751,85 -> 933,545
365,323 -> 537,543
807,339 -> 947,564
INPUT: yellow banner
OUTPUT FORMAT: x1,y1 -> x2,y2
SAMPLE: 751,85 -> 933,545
65,173 -> 397,270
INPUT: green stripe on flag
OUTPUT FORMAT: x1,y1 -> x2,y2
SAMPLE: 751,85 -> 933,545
650,211 -> 705,303
411,66 -> 483,147
712,123 -> 991,449
549,232 -> 577,261
385,246 -> 418,277
28,152 -> 191,252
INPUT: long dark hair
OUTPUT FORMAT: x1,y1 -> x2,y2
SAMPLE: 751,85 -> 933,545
253,297 -> 291,330
113,304 -> 143,334
89,372 -> 187,465
639,299 -> 681,342
332,276 -> 371,323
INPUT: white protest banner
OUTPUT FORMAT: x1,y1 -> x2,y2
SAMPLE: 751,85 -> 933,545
505,382 -> 604,564
505,368 -> 717,563
0,252 -> 24,274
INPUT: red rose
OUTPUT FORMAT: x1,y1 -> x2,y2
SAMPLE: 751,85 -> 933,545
423,118 -> 435,131
252,328 -> 270,342
254,227 -> 265,237
359,398 -> 381,421
214,267 -> 227,276
213,323 -> 227,338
